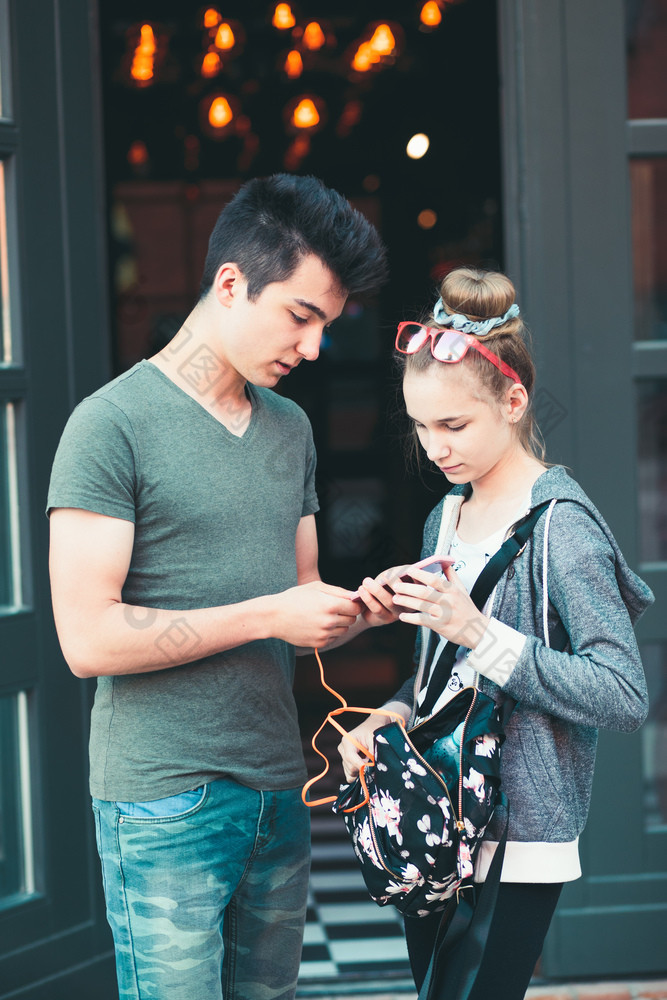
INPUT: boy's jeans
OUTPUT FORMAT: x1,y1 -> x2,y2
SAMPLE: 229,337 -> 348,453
92,777 -> 311,1000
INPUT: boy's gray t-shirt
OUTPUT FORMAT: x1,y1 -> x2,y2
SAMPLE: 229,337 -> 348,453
47,361 -> 319,801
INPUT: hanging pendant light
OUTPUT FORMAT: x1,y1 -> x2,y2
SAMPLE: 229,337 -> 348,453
303,22 -> 326,50
349,21 -> 402,74
200,48 -> 222,78
420,2 -> 443,27
214,22 -> 235,50
126,23 -> 161,87
202,8 -> 222,29
200,92 -> 239,139
284,50 -> 304,79
284,94 -> 326,133
272,3 -> 296,29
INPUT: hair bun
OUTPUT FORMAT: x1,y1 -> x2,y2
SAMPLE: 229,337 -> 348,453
439,268 -> 518,328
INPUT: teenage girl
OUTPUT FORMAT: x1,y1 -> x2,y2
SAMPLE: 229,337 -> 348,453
338,267 -> 652,1000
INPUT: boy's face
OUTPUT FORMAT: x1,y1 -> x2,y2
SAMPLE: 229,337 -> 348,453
219,254 -> 347,388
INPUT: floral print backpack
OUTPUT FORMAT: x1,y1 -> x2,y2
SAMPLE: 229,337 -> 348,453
331,683 -> 508,916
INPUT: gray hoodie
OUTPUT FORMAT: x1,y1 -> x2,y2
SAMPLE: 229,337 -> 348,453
393,465 -> 652,846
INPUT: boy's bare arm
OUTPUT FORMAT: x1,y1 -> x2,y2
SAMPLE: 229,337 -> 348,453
49,508 -> 359,678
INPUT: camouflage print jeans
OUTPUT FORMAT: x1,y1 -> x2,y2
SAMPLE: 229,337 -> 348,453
92,777 -> 311,1000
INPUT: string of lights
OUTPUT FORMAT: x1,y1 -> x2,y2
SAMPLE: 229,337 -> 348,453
113,2 -> 467,176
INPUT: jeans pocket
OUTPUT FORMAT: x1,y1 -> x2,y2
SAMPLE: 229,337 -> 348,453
115,784 -> 208,820
92,804 -> 110,897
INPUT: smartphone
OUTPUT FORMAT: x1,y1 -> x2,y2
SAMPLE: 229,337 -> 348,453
399,555 -> 455,582
348,555 -> 454,599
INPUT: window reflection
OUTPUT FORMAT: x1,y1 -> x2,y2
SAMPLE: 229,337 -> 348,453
642,644 -> 667,830
0,162 -> 11,363
630,159 -> 667,341
328,378 -> 380,452
626,0 -> 667,119
324,478 -> 385,561
0,3 -> 10,120
637,380 -> 667,563
0,405 -> 11,607
0,693 -> 31,901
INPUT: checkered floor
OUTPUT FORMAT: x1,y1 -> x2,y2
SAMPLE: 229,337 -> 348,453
298,813 -> 413,989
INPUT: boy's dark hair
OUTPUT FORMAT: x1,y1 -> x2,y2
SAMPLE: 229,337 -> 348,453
199,173 -> 388,301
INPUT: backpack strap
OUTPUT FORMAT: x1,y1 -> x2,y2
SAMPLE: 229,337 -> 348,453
418,501 -> 551,718
417,794 -> 510,1000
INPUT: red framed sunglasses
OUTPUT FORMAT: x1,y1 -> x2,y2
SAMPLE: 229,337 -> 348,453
395,322 -> 522,384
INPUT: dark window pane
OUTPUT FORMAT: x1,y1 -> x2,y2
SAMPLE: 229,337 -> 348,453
0,405 -> 13,608
631,159 -> 667,341
637,379 -> 667,562
328,378 -> 380,452
325,478 -> 385,560
627,0 -> 667,119
641,643 -> 667,830
0,162 -> 10,363
0,694 -> 27,900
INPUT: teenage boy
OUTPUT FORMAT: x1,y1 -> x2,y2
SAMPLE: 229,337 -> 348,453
47,174 -> 388,1000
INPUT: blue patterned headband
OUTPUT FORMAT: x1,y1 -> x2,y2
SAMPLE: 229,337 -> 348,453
433,298 -> 520,337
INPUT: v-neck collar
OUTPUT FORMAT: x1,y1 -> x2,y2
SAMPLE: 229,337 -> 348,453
141,360 -> 261,444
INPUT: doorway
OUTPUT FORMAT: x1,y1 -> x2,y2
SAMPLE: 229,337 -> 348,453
97,0 -> 502,731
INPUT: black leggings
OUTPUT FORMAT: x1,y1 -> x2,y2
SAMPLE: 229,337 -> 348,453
404,882 -> 563,1000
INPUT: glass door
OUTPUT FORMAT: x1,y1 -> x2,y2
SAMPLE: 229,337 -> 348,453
0,0 -> 116,993
627,0 -> 667,869
499,0 -> 667,977
0,20 -> 37,914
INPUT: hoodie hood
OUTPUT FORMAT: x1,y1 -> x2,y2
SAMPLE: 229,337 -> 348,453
446,465 -> 653,625
528,466 -> 653,624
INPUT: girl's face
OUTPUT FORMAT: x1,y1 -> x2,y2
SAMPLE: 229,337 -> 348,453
402,364 -> 522,487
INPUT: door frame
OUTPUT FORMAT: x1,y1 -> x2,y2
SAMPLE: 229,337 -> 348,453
499,0 -> 667,977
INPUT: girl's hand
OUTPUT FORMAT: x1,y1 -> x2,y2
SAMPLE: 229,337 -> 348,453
391,564 -> 490,649
337,703 -> 410,781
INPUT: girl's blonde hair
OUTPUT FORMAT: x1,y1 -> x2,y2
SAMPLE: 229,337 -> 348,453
398,266 -> 546,463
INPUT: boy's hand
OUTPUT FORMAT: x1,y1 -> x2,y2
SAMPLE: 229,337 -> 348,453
271,581 -> 360,648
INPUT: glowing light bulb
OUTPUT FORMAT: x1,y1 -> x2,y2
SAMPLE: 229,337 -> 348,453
420,2 -> 442,27
127,140 -> 149,166
201,50 -> 222,77
273,4 -> 296,29
131,56 -> 153,81
214,22 -> 235,50
209,96 -> 233,128
352,41 -> 377,72
369,24 -> 395,55
417,209 -> 437,229
138,24 -> 156,55
292,98 -> 320,129
285,50 -> 303,78
352,23 -> 398,71
303,22 -> 325,50
131,24 -> 157,82
203,8 -> 222,29
406,133 -> 430,159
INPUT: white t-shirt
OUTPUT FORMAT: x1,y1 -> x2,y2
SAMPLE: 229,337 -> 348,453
416,515 -> 520,719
